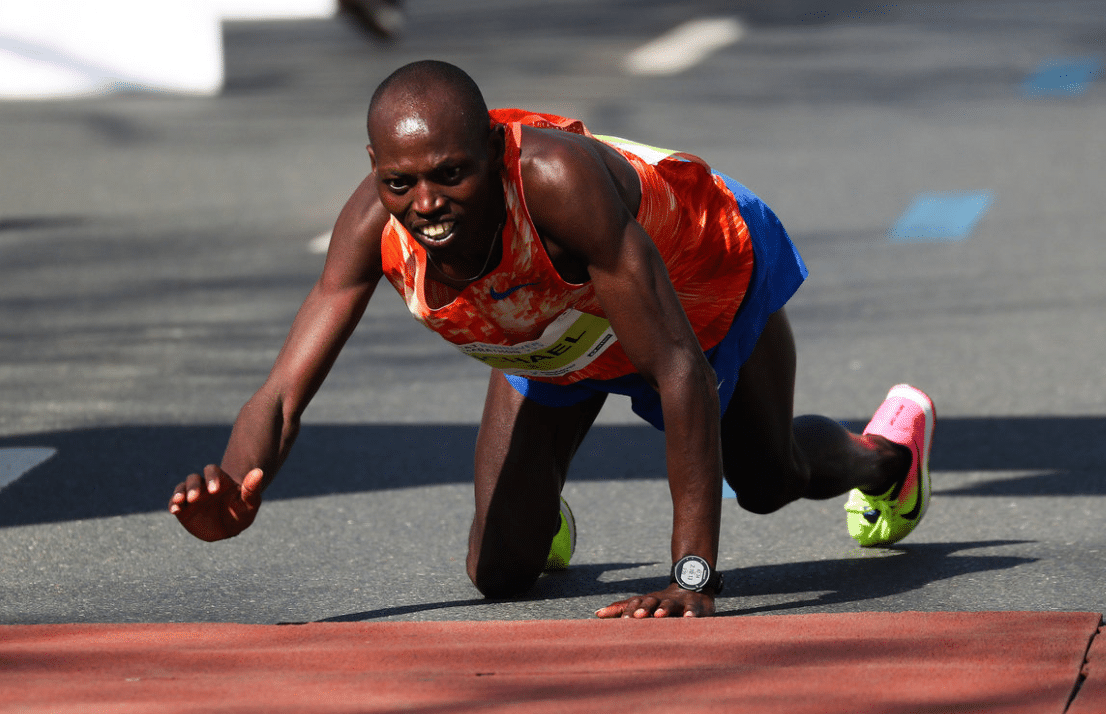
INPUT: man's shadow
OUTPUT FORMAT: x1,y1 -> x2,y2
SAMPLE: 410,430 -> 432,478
2,415 -> 1104,528
317,540 -> 1032,621
715,540 -> 1034,616
0,423 -> 664,527
1,418 -> 1074,617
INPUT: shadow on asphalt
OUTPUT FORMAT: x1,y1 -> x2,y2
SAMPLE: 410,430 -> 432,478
1,416 -> 1104,527
310,542 -> 1033,622
313,561 -> 659,622
719,540 -> 1036,616
312,599 -> 489,623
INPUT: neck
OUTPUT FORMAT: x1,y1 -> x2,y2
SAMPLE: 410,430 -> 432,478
425,213 -> 506,290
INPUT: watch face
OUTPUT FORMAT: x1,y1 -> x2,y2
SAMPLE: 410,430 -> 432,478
675,556 -> 709,590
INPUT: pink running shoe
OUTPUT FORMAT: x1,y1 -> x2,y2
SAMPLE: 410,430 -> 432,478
845,384 -> 936,547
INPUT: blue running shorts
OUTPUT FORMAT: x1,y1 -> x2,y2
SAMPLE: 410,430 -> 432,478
504,173 -> 807,430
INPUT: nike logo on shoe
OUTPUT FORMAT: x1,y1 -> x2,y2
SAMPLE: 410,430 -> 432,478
899,439 -> 925,520
489,282 -> 539,300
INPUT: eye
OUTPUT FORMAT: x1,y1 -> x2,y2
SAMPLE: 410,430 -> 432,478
437,166 -> 464,185
381,176 -> 412,192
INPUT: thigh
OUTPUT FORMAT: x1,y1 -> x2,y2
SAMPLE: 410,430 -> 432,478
720,307 -> 809,513
467,369 -> 606,597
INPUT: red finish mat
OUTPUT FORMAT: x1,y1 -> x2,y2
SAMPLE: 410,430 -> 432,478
1,612 -> 1101,714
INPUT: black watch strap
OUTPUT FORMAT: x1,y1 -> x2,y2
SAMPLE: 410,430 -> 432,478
670,555 -> 724,595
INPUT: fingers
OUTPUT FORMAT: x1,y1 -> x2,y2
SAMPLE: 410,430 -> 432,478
168,471 -> 205,514
239,468 -> 265,509
595,602 -> 628,619
202,464 -> 231,494
629,597 -> 662,619
595,587 -> 716,619
169,465 -> 264,514
168,465 -> 236,514
168,464 -> 263,542
596,596 -> 666,619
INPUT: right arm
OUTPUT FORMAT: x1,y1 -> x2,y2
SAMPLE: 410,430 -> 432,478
169,175 -> 391,541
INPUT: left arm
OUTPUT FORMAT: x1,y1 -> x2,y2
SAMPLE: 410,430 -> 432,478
522,132 -> 723,618
591,216 -> 723,619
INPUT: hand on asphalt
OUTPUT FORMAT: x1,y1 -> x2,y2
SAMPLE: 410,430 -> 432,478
595,583 -> 715,619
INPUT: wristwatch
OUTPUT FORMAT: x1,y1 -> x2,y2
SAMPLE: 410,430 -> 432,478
670,555 -> 724,595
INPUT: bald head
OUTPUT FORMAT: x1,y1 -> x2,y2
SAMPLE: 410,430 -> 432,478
367,60 -> 490,150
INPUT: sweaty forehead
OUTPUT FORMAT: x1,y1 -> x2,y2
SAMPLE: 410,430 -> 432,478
370,85 -> 483,148
392,114 -> 430,138
371,110 -> 474,161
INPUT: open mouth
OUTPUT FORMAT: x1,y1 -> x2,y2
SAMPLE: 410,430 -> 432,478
414,221 -> 455,243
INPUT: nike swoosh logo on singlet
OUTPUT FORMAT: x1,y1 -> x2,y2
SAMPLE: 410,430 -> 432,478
489,282 -> 540,300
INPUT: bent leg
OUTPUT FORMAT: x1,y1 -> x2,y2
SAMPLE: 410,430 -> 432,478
721,308 -> 908,514
467,370 -> 606,598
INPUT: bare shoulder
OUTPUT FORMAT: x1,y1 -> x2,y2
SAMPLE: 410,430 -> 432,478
518,127 -> 602,187
518,126 -> 640,259
518,127 -> 637,202
322,174 -> 390,289
334,174 -> 391,247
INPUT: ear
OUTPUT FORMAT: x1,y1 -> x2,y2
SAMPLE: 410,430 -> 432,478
366,144 -> 377,172
487,124 -> 506,169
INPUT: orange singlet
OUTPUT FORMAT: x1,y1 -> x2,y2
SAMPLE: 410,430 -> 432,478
379,109 -> 755,385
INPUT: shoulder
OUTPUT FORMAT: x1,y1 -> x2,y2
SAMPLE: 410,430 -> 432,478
322,174 -> 390,288
517,126 -> 617,194
516,127 -> 640,258
338,173 -> 390,239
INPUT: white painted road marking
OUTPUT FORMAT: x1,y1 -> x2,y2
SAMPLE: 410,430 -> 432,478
623,17 -> 744,76
0,447 -> 57,491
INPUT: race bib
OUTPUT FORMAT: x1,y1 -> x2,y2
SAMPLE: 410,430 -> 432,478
455,309 -> 617,378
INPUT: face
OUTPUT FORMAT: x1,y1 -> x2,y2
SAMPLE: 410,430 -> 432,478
368,104 -> 503,264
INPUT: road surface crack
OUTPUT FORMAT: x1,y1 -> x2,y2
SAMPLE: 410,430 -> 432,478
1065,615 -> 1103,712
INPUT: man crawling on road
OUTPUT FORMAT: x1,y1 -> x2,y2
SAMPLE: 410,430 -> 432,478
170,60 -> 935,618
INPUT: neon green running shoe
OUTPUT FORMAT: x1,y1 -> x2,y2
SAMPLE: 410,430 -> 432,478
845,384 -> 936,547
544,497 -> 576,571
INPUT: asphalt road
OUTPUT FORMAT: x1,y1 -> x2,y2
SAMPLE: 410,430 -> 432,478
1,0 -> 1104,623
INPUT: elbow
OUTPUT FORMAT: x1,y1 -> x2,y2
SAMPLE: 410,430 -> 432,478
655,351 -> 721,422
666,349 -> 719,396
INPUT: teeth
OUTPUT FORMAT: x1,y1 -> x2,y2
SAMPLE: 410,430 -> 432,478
420,223 -> 453,239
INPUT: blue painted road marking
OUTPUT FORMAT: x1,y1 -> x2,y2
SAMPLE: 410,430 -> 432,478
889,191 -> 993,242
1024,57 -> 1102,97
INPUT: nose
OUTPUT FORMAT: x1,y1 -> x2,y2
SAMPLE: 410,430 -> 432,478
412,180 -> 446,217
